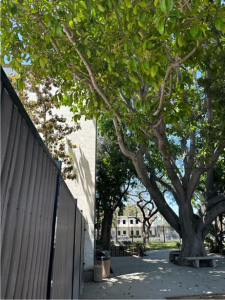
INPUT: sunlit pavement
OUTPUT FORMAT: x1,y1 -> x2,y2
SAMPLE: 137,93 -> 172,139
80,249 -> 225,299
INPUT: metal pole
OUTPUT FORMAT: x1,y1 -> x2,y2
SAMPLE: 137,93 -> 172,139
132,226 -> 133,243
163,226 -> 165,243
116,214 -> 118,242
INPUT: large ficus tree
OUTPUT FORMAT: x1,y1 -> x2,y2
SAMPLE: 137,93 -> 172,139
2,0 -> 225,263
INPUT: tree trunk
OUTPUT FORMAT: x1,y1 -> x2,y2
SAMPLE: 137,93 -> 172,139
178,231 -> 206,262
177,201 -> 206,264
145,230 -> 150,246
100,209 -> 113,250
142,222 -> 150,246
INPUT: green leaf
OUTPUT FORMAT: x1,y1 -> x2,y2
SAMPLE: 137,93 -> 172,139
56,25 -> 62,35
151,65 -> 158,77
140,2 -> 146,7
133,5 -> 138,15
9,0 -> 14,7
40,58 -> 47,67
166,0 -> 173,11
97,4 -> 105,12
160,0 -> 166,12
107,0 -> 112,9
178,35 -> 184,47
142,40 -> 146,49
144,61 -> 149,70
190,26 -> 199,37
147,41 -> 152,49
214,18 -> 223,31
126,0 -> 133,8
131,59 -> 137,72
222,23 -> 225,33
157,21 -> 164,34
80,1 -> 87,9
129,73 -> 139,83
199,26 -> 206,36
87,49 -> 91,58
69,20 -> 74,29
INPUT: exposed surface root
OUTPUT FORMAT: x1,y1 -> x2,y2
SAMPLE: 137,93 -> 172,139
174,259 -> 191,266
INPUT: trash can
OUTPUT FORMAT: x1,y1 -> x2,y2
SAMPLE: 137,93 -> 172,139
96,250 -> 110,278
94,264 -> 103,282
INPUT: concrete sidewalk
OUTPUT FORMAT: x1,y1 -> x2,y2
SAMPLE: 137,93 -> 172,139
81,249 -> 225,299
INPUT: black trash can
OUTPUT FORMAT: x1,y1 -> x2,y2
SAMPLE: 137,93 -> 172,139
96,250 -> 110,278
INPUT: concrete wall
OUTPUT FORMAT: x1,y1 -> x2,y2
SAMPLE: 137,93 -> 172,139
52,110 -> 97,272
64,116 -> 96,271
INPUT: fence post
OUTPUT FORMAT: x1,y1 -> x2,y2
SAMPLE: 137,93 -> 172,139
46,161 -> 61,299
71,199 -> 78,299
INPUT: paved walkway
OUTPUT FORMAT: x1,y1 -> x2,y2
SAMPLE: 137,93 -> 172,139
81,249 -> 225,299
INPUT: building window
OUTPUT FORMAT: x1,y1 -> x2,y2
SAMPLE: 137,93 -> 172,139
130,219 -> 133,224
136,230 -> 139,235
123,231 -> 126,234
131,230 -> 134,236
136,219 -> 139,224
117,220 -> 120,225
118,231 -> 121,235
123,220 -> 126,224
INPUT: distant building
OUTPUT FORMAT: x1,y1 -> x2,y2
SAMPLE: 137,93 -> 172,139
111,215 -> 179,239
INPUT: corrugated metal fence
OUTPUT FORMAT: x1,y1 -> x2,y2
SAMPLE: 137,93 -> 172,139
1,66 -> 85,299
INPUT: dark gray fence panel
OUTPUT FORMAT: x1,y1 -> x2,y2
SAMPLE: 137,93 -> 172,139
1,69 -> 59,299
50,180 -> 77,299
73,210 -> 82,300
1,67 -> 86,300
79,216 -> 85,291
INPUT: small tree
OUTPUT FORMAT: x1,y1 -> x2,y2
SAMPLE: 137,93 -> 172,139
129,189 -> 158,246
9,74 -> 80,180
96,135 -> 137,250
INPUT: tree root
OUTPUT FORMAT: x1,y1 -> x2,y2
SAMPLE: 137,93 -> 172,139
174,259 -> 191,266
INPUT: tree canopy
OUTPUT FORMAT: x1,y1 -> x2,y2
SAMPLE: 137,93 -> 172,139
2,0 -> 225,261
8,74 -> 80,180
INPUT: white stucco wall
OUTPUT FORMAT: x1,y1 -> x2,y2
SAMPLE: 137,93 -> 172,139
51,106 -> 96,271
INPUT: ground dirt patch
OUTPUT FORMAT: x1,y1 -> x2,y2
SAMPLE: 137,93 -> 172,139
166,294 -> 225,299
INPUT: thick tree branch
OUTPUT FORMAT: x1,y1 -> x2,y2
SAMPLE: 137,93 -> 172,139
38,19 -> 94,92
153,41 -> 200,116
113,117 -> 136,159
152,119 -> 184,197
182,130 -> 196,187
197,194 -> 225,219
154,176 -> 175,194
131,149 -> 181,234
198,199 -> 225,232
186,143 -> 224,199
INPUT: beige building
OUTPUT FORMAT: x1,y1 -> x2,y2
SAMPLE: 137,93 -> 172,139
111,216 -> 143,237
111,215 -> 176,239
